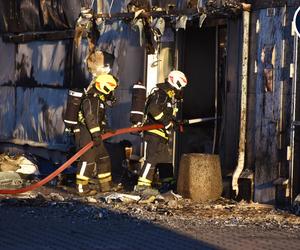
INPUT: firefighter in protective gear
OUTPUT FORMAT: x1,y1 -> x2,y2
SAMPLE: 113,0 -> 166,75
136,70 -> 187,192
75,74 -> 118,196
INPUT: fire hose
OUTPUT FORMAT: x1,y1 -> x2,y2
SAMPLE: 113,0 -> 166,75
0,124 -> 164,194
0,117 -> 218,194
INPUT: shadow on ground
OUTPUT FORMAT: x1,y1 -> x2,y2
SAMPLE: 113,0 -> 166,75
0,198 -> 216,250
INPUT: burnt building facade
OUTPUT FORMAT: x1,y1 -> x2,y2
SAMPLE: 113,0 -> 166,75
0,0 -> 300,206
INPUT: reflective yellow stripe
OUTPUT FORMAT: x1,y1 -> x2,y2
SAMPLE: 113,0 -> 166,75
99,94 -> 105,101
147,129 -> 168,139
173,107 -> 178,116
78,111 -> 84,123
139,177 -> 152,184
98,172 -> 111,179
138,177 -> 152,186
98,172 -> 112,183
76,174 -> 89,181
73,129 -> 80,133
154,112 -> 164,120
99,176 -> 112,183
90,126 -> 101,134
137,181 -> 151,186
76,179 -> 89,185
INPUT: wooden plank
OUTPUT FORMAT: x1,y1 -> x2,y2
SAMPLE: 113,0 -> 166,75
253,8 -> 286,204
247,6 -> 295,205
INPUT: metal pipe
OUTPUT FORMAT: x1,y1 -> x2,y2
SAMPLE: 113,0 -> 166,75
184,117 -> 219,124
232,9 -> 251,196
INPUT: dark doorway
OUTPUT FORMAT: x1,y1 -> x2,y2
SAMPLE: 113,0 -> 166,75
176,25 -> 227,163
181,26 -> 216,154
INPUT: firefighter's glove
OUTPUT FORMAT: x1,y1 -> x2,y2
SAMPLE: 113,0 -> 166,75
92,133 -> 102,147
106,92 -> 117,107
172,120 -> 183,133
172,121 -> 180,132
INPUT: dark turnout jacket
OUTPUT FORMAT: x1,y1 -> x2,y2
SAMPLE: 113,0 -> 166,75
79,88 -> 106,138
145,83 -> 177,140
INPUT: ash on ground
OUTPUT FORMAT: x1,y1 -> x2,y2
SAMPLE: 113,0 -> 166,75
1,185 -> 300,236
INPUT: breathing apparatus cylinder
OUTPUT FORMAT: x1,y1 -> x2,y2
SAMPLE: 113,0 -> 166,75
130,82 -> 146,126
63,89 -> 83,129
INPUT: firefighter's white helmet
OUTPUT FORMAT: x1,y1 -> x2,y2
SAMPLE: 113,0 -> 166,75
167,70 -> 187,90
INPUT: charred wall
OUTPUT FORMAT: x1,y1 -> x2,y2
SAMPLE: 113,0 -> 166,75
246,6 -> 295,204
0,1 -> 146,156
0,0 -> 91,33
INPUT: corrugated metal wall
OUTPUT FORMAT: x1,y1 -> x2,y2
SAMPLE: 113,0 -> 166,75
0,0 -> 146,156
0,38 -> 72,150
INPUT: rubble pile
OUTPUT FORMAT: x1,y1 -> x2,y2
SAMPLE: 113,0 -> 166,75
0,153 -> 299,233
1,187 -> 300,234
0,154 -> 40,189
105,196 -> 300,231
0,154 -> 39,175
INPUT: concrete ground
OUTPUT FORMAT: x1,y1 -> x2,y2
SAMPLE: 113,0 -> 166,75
0,187 -> 300,250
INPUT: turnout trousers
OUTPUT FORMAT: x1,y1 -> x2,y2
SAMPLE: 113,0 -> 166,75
75,124 -> 112,193
137,133 -> 173,187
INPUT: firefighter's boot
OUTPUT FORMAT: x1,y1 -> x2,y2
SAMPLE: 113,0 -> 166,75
76,178 -> 97,196
98,172 -> 113,192
159,177 -> 176,193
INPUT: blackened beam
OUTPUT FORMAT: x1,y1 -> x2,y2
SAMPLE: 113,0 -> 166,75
96,8 -> 200,20
1,4 -> 251,43
2,30 -> 74,43
94,5 -> 250,21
